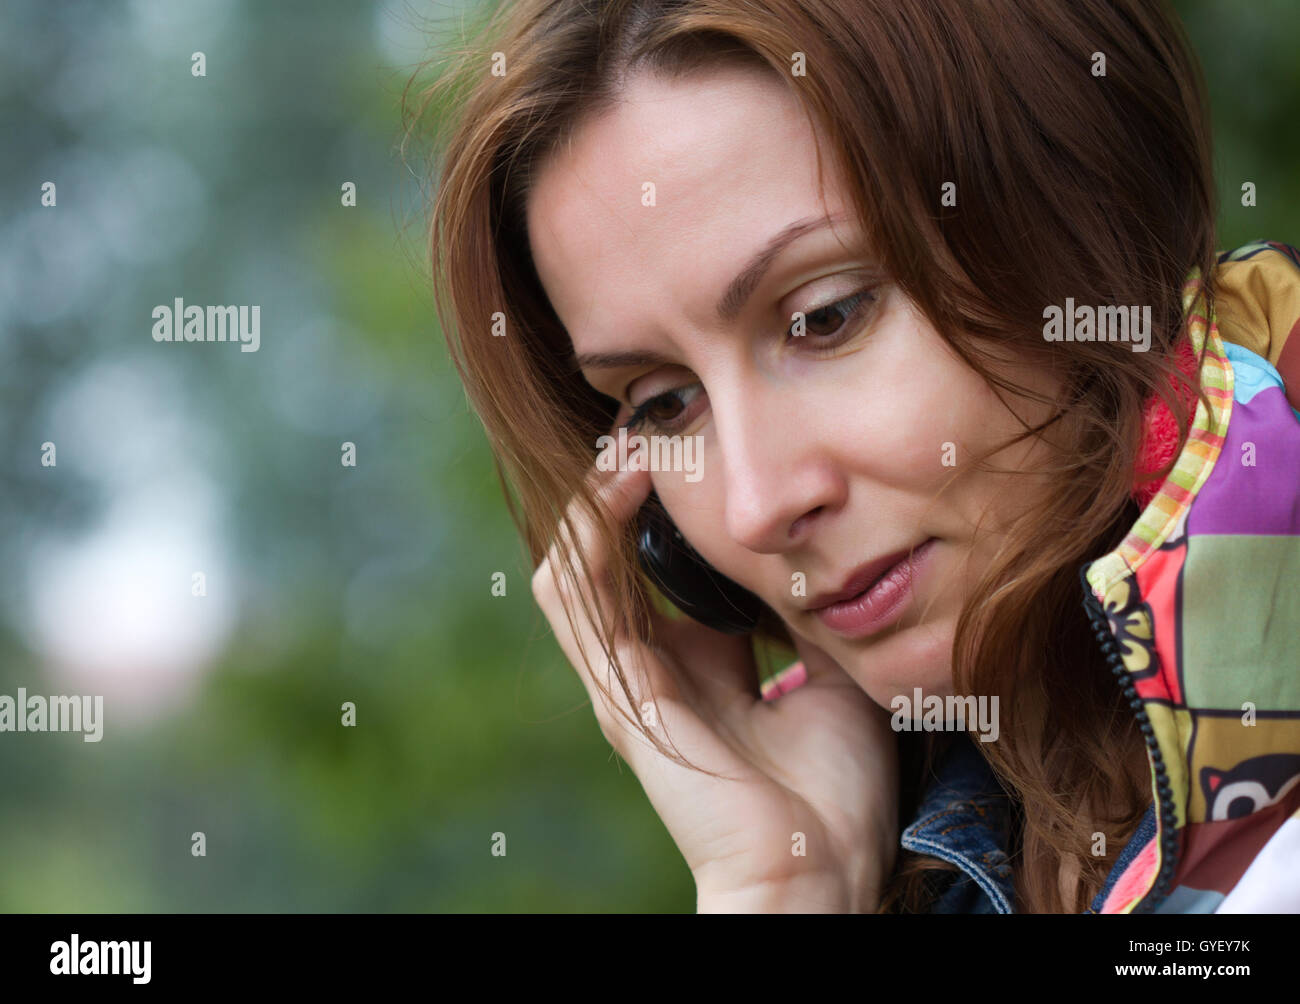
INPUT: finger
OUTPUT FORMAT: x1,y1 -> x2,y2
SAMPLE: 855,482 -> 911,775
547,462 -> 653,668
653,613 -> 761,719
544,578 -> 672,759
546,460 -> 651,590
534,464 -> 673,745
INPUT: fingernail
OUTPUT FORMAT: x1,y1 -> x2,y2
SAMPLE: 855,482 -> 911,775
761,660 -> 808,702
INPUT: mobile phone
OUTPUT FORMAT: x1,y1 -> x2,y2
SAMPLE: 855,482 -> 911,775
634,490 -> 764,634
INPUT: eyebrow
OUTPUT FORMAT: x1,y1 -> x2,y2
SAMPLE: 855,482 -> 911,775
572,211 -> 852,372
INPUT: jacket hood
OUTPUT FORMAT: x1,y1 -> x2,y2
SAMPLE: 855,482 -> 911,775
1084,241 -> 1300,913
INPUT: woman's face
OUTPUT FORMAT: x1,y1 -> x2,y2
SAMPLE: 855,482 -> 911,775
525,65 -> 1059,706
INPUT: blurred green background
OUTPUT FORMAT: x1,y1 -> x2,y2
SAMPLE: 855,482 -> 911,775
0,0 -> 1294,912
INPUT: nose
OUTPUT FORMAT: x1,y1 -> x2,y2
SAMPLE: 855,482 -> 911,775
713,380 -> 846,554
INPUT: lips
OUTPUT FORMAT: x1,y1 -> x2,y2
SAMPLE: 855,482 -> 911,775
807,539 -> 937,640
807,547 -> 917,611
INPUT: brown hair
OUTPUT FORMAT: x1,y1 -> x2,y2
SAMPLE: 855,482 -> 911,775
404,0 -> 1217,913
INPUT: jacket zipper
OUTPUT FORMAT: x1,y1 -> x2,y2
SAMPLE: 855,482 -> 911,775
1078,563 -> 1180,913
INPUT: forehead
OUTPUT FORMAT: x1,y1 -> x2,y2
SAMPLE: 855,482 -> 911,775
524,65 -> 849,341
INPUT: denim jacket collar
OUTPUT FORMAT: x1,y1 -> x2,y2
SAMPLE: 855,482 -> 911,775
899,734 -> 1017,913
901,733 -> 1157,913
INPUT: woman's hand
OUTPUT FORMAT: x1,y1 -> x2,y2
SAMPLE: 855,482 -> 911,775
531,460 -> 899,912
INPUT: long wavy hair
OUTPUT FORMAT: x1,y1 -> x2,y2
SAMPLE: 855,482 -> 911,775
403,0 -> 1217,913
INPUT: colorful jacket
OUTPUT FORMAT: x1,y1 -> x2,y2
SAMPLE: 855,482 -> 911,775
760,241 -> 1300,912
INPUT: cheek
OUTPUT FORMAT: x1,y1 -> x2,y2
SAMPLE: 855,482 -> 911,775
827,327 -> 1004,491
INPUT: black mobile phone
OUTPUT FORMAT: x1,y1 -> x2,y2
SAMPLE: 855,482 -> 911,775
634,491 -> 764,634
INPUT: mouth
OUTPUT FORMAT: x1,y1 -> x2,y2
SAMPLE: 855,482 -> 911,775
807,538 -> 937,639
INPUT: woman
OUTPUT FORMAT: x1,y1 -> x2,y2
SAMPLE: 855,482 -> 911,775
412,0 -> 1300,912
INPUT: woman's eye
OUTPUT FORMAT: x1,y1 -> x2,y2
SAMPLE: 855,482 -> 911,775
618,288 -> 877,436
621,382 -> 704,436
789,288 -> 877,344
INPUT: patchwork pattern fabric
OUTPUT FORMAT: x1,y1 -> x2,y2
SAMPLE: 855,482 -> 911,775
1086,242 -> 1300,913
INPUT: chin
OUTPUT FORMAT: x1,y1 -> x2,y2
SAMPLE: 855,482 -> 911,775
844,617 -> 956,707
